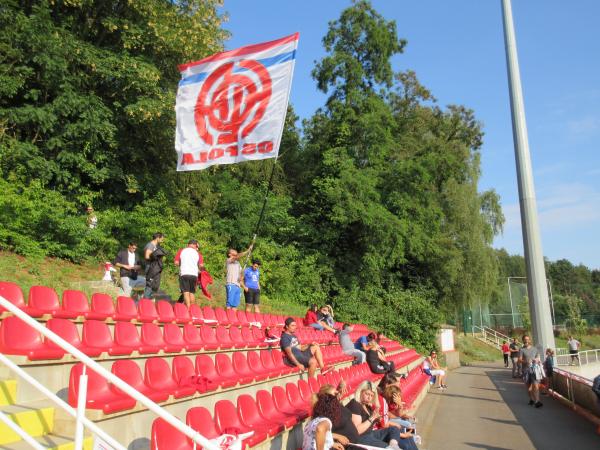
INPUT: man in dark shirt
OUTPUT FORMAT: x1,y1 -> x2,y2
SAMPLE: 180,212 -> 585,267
509,338 -> 521,378
280,317 -> 331,378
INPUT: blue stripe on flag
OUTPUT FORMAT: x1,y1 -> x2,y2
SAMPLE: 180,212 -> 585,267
179,50 -> 296,87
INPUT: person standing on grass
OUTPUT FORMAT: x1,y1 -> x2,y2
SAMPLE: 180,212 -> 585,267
509,338 -> 521,378
242,258 -> 261,313
143,232 -> 166,299
567,335 -> 581,365
113,242 -> 144,298
519,334 -> 544,408
501,340 -> 510,368
175,239 -> 204,307
224,245 -> 253,310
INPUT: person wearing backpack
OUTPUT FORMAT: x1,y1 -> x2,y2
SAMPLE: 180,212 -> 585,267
519,335 -> 544,408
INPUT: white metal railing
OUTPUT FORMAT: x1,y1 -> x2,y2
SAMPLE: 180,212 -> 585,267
472,325 -> 511,348
0,295 -> 219,450
555,348 -> 600,367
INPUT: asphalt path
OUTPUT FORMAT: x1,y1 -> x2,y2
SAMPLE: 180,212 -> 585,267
416,361 -> 600,450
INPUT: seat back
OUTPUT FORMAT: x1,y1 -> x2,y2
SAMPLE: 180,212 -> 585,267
82,320 -> 114,348
200,325 -> 218,345
173,303 -> 191,323
226,309 -> 239,325
114,321 -> 142,348
201,306 -> 217,322
237,394 -> 263,427
61,290 -> 90,314
260,350 -> 277,371
195,354 -> 218,379
286,382 -> 305,408
214,400 -> 245,432
297,379 -> 313,402
116,296 -> 138,319
151,418 -> 192,450
229,326 -> 245,347
163,323 -> 186,346
46,318 -> 82,347
141,323 -> 166,348
186,407 -> 220,439
91,293 -> 115,316
214,353 -> 235,378
236,310 -> 249,326
232,352 -> 252,375
112,359 -> 145,390
182,324 -> 203,347
156,301 -> 175,323
28,285 -> 60,313
272,385 -> 293,411
145,357 -> 176,391
0,281 -> 25,312
252,327 -> 266,343
0,316 -> 44,353
68,363 -> 111,407
214,307 -> 229,325
138,298 -> 159,322
240,326 -> 256,344
188,304 -> 203,322
215,326 -> 233,346
246,351 -> 266,373
173,356 -> 196,385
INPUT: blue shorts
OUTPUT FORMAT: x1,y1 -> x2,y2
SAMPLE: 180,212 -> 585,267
225,284 -> 241,308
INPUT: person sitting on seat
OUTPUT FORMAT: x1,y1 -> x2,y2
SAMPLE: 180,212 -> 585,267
303,389 -> 346,450
304,304 -> 338,333
423,350 -> 447,389
281,317 -> 332,378
366,341 -> 396,374
355,332 -> 376,352
338,324 -> 366,365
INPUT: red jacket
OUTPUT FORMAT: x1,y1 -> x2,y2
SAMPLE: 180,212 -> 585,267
304,310 -> 318,326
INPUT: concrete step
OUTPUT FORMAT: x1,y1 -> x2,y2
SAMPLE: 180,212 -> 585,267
0,433 -> 93,450
0,401 -> 55,445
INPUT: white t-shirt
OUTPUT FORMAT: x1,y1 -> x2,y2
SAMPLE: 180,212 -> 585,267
127,251 -> 135,267
179,247 -> 200,277
303,417 -> 333,450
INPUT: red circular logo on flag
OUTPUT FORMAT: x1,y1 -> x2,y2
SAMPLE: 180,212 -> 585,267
194,59 -> 272,146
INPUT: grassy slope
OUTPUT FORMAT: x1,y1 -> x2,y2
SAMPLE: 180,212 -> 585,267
0,250 -> 306,316
456,334 -> 503,365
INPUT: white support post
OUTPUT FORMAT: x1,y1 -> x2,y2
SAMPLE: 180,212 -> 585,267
74,365 -> 88,450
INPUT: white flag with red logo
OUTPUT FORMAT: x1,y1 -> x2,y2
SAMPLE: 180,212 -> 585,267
175,33 -> 299,171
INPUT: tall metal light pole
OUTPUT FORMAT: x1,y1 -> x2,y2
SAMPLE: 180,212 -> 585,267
501,0 -> 555,352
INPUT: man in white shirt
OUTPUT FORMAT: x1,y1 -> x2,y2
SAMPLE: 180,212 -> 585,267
176,239 -> 203,307
567,336 -> 581,365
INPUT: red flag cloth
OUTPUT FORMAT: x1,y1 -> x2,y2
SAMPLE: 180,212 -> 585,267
198,270 -> 213,299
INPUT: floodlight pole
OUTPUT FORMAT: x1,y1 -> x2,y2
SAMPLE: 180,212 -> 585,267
501,0 -> 555,352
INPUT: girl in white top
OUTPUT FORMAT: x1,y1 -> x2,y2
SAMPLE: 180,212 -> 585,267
303,391 -> 345,450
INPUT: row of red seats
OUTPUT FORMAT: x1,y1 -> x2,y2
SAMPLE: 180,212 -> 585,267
387,349 -> 421,368
150,361 -> 388,450
399,367 -> 430,409
0,282 -> 290,326
0,316 -> 290,360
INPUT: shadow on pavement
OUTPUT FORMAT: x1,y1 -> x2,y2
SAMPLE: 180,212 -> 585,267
463,443 -> 514,450
486,367 -> 600,450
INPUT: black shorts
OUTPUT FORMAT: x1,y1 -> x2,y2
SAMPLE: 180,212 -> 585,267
244,288 -> 260,305
283,347 -> 313,368
179,275 -> 197,294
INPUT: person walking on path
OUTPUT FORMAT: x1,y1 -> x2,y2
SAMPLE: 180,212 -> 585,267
519,334 -> 545,408
113,242 -> 144,298
501,340 -> 510,368
143,232 -> 166,299
567,336 -> 581,365
224,245 -> 252,310
509,338 -> 521,378
242,258 -> 261,313
175,239 -> 204,307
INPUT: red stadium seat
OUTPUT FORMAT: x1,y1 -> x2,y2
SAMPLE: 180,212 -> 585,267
28,285 -> 71,318
214,307 -> 229,325
308,376 -> 320,394
215,353 -> 253,385
201,306 -> 217,323
145,357 -> 195,399
213,400 -> 267,448
255,389 -> 297,428
237,394 -> 284,437
61,290 -> 106,320
172,356 -> 218,393
271,348 -> 298,375
271,385 -> 308,420
246,351 -> 271,379
195,354 -> 236,389
0,281 -> 29,315
173,303 -> 192,324
297,379 -> 314,404
226,308 -> 240,326
240,326 -> 259,347
46,318 -> 102,357
232,352 -> 264,382
114,321 -> 160,354
138,298 -> 159,323
260,350 -> 283,377
111,359 -> 169,403
90,293 -> 116,320
215,325 -> 234,349
253,327 -> 269,347
156,301 -> 176,323
228,325 -> 247,349
141,323 -> 181,353
199,325 -> 220,350
69,363 -> 135,414
163,324 -> 190,352
151,418 -> 193,450
286,382 -> 309,410
186,406 -> 221,440
82,320 -> 132,356
188,304 -> 205,325
236,310 -> 250,326
114,296 -> 138,321
182,324 -> 204,351
245,311 -> 257,323
0,316 -> 64,360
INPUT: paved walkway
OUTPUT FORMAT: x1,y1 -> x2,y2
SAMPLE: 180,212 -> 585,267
416,361 -> 600,450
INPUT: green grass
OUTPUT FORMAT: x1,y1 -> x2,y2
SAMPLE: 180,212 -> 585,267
456,334 -> 503,365
0,250 -> 306,316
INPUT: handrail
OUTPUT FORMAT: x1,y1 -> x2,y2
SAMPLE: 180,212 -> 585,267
0,353 -> 125,450
0,410 -> 46,450
0,295 -> 220,450
472,325 -> 510,348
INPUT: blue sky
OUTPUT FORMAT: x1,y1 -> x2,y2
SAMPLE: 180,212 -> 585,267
218,0 -> 600,270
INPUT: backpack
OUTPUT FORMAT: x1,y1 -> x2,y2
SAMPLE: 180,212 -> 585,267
592,375 -> 600,399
